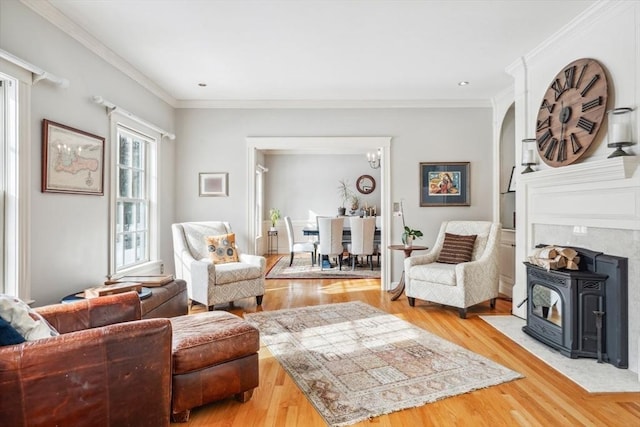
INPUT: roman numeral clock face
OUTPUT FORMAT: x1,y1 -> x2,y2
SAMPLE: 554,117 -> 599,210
536,58 -> 609,167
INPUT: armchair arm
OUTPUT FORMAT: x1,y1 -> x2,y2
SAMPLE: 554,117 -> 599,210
36,291 -> 141,334
404,250 -> 439,270
455,255 -> 500,303
0,318 -> 172,427
239,253 -> 267,273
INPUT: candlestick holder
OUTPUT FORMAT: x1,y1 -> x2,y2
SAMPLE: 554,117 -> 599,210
607,107 -> 635,158
521,138 -> 537,174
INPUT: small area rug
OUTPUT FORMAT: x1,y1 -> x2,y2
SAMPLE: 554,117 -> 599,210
244,301 -> 522,426
480,315 -> 640,392
266,255 -> 380,280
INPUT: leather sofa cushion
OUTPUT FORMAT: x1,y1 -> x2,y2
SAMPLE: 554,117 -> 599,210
171,311 -> 259,374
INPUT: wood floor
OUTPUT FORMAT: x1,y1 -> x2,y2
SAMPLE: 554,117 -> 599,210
177,255 -> 640,426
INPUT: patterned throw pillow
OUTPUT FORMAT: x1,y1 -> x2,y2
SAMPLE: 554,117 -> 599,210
0,294 -> 59,341
205,233 -> 239,264
436,233 -> 477,264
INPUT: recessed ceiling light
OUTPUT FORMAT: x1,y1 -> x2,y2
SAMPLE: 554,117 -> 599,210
198,82 -> 207,87
458,81 -> 470,86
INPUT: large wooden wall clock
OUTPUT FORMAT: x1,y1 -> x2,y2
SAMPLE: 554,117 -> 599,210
535,58 -> 609,167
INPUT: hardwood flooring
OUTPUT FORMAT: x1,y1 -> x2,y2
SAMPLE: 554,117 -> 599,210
176,255 -> 640,426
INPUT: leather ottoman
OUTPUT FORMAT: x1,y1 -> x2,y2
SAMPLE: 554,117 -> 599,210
141,279 -> 188,319
169,311 -> 260,422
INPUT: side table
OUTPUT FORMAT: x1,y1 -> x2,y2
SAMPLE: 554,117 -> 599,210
267,230 -> 278,254
388,244 -> 428,301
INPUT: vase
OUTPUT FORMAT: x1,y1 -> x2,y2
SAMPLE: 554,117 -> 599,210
402,234 -> 414,248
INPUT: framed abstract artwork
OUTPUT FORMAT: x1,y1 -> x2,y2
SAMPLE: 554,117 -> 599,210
199,172 -> 229,196
420,162 -> 470,207
42,119 -> 105,195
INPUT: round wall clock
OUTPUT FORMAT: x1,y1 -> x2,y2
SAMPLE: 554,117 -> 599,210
535,58 -> 609,167
356,175 -> 376,194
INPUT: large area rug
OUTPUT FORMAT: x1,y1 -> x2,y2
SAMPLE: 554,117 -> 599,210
244,301 -> 522,426
266,255 -> 380,280
480,315 -> 640,393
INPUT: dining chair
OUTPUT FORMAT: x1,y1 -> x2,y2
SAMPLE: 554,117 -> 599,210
347,217 -> 376,270
317,217 -> 345,270
284,216 -> 317,266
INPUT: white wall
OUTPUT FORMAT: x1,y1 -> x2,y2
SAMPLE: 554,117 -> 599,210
264,153 -> 382,220
174,107 -> 494,278
0,1 -> 175,305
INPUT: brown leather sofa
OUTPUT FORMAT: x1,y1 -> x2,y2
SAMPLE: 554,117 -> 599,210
0,292 -> 172,427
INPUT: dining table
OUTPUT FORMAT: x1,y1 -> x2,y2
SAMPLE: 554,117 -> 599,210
302,227 -> 381,244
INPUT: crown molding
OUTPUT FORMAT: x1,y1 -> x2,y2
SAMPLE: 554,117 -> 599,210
20,0 -> 177,107
175,98 -> 492,109
524,0 -> 623,65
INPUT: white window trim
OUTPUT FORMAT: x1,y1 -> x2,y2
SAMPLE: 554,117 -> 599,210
0,61 -> 31,299
108,111 -> 161,278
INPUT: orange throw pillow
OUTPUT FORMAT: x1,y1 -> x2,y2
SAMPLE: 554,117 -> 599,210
436,233 -> 477,264
205,233 -> 239,264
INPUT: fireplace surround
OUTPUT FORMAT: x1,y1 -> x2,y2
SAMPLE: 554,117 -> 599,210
523,246 -> 628,368
514,156 -> 639,375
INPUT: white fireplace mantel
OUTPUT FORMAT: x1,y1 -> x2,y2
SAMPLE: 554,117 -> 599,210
521,156 -> 639,231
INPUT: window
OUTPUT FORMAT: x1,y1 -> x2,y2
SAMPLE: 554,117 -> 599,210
0,75 -> 19,295
111,119 -> 159,275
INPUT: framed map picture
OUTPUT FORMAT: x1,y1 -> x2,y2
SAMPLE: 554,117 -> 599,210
420,162 -> 470,207
42,119 -> 105,195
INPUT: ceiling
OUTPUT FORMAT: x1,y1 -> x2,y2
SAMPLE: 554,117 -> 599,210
42,0 -> 597,106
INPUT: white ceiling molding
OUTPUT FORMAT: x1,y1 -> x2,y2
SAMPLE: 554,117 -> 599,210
20,0 -> 176,107
176,98 -> 492,109
524,0 -> 616,64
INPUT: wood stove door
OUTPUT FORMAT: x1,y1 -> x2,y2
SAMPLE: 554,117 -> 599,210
530,283 -> 564,346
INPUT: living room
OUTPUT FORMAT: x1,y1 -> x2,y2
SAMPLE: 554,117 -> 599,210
1,0 -> 639,425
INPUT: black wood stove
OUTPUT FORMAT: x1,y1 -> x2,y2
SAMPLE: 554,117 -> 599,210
523,246 -> 628,368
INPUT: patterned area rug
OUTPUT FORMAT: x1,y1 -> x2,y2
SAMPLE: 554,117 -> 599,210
244,302 -> 522,426
266,255 -> 380,279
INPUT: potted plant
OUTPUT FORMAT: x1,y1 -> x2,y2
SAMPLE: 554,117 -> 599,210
269,208 -> 281,231
402,226 -> 423,247
337,179 -> 352,216
349,195 -> 360,214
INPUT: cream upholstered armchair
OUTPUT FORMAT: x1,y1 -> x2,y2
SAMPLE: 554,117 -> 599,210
404,221 -> 501,318
172,221 -> 266,310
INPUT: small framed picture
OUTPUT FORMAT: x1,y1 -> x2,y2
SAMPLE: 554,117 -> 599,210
42,119 -> 105,195
199,172 -> 228,197
420,162 -> 470,207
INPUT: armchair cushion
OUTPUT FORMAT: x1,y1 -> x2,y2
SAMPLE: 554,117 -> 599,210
436,233 -> 477,264
0,295 -> 58,341
206,233 -> 239,264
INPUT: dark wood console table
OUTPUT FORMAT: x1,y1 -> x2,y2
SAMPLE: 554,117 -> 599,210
388,244 -> 428,301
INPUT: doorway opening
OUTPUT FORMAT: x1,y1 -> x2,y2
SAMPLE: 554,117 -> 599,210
246,137 -> 392,289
